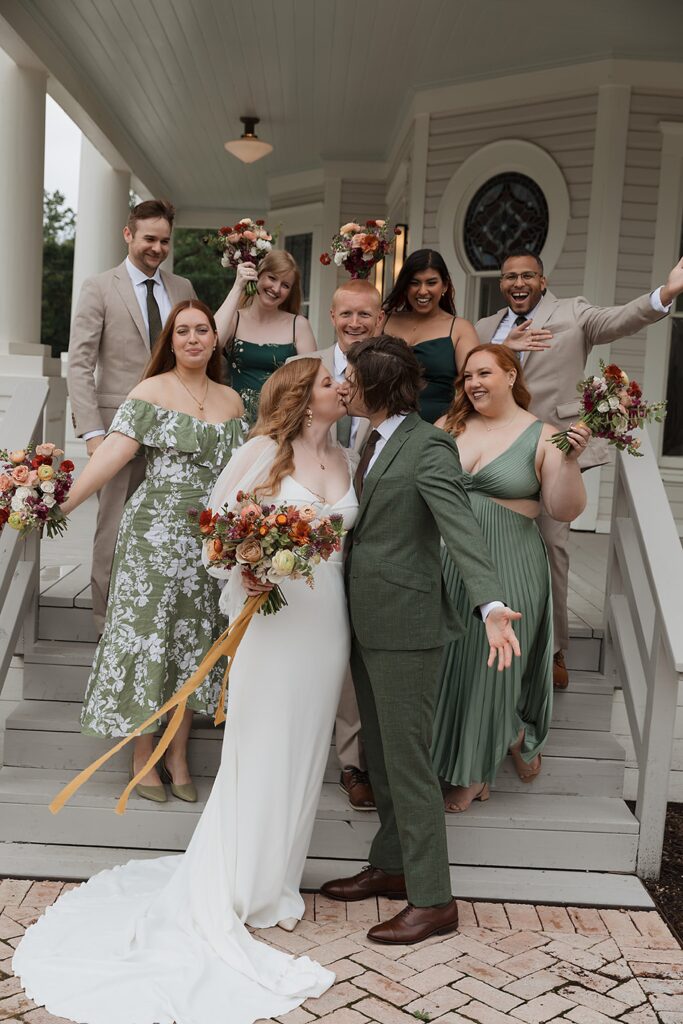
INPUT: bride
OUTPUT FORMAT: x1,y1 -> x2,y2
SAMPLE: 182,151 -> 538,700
13,357 -> 358,1024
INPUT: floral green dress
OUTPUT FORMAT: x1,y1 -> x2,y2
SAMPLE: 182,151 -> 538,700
80,398 -> 244,737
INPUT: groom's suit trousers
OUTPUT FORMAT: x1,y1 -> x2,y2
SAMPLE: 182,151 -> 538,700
350,635 -> 452,908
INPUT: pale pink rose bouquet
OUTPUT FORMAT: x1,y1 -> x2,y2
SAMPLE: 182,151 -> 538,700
549,361 -> 666,458
0,443 -> 74,537
189,490 -> 345,615
320,219 -> 400,279
203,217 -> 275,295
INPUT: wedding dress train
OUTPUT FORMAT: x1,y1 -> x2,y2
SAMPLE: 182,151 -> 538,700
13,437 -> 358,1024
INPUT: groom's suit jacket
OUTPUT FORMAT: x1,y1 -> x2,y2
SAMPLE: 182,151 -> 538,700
476,290 -> 666,470
346,412 -> 502,651
68,260 -> 196,437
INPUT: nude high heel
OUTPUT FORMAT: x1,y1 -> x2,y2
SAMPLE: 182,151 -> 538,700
444,782 -> 490,814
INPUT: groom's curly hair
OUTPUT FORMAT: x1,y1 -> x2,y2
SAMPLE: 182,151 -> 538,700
346,334 -> 424,417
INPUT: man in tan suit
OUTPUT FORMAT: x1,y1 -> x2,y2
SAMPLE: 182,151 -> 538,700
476,249 -> 683,686
294,279 -> 383,807
68,199 -> 197,633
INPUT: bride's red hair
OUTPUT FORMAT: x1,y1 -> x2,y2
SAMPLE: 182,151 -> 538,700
250,357 -> 321,498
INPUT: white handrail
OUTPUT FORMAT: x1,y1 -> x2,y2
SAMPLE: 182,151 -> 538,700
0,379 -> 49,701
604,430 -> 683,879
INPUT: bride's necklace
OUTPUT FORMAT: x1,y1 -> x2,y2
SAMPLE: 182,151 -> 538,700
483,408 -> 520,432
298,440 -> 332,471
173,369 -> 209,412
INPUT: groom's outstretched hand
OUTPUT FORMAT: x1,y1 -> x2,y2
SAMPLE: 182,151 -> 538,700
484,607 -> 522,671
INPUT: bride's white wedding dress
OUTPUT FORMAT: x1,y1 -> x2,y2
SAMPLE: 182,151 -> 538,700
13,436 -> 359,1024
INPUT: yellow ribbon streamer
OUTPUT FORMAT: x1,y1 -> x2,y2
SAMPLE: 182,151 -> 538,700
49,593 -> 267,817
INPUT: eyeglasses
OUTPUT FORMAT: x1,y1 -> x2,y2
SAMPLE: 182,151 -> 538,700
500,271 -> 540,283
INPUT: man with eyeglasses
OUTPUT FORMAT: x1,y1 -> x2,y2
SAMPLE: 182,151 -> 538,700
476,248 -> 683,688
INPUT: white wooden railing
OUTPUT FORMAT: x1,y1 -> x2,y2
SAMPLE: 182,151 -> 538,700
0,380 -> 49,703
603,431 -> 683,880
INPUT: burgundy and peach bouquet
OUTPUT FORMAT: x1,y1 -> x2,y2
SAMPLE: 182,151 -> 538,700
549,361 -> 666,458
204,217 -> 275,295
189,491 -> 345,615
320,219 -> 399,279
0,443 -> 73,537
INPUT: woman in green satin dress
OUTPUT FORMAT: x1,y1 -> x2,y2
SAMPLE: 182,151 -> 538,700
383,249 -> 479,423
214,252 -> 317,426
431,345 -> 590,811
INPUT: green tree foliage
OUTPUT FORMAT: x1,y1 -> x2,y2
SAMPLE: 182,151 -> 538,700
173,228 -> 234,312
42,190 -> 75,358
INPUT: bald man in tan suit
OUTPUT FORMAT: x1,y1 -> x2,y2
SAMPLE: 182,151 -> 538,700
476,248 -> 683,686
68,199 -> 196,633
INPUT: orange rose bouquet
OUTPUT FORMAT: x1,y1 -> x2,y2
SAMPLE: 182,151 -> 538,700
320,219 -> 399,279
203,217 -> 275,295
0,442 -> 73,538
189,490 -> 345,614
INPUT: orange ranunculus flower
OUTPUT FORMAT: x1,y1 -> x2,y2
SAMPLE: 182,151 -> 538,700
258,525 -> 268,536
291,520 -> 310,543
275,513 -> 288,526
8,450 -> 26,464
37,464 -> 54,481
360,234 -> 379,253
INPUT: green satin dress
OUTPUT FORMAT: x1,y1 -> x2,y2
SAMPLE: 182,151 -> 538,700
225,311 -> 298,426
431,420 -> 553,785
413,334 -> 458,424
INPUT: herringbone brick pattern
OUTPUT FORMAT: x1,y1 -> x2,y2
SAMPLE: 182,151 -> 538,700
0,880 -> 680,1023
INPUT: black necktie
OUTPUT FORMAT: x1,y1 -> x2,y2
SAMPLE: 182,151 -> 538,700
514,313 -> 528,327
353,430 -> 381,499
145,279 -> 163,347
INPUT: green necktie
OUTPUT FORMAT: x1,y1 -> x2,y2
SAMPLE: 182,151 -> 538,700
337,415 -> 352,448
145,279 -> 163,347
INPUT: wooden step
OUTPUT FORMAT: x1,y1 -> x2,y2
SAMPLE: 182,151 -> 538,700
3,700 -> 625,797
0,769 -> 638,872
0,841 -> 653,908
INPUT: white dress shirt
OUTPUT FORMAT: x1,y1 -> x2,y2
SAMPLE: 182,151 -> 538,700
491,287 -> 672,351
83,260 -> 173,442
364,413 -> 504,622
333,343 -> 362,447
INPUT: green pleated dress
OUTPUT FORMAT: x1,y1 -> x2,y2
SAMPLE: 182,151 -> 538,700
80,399 -> 244,738
431,420 -> 553,785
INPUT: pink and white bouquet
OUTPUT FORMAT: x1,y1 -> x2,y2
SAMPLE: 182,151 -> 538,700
320,219 -> 399,279
189,491 -> 345,615
549,361 -> 666,457
204,217 -> 275,295
0,443 -> 73,537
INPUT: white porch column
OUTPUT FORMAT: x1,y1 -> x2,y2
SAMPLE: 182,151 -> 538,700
0,49 -> 57,373
71,136 -> 130,311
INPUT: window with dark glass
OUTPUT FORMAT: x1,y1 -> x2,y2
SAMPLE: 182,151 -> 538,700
284,232 -> 312,316
464,172 -> 549,272
662,220 -> 683,457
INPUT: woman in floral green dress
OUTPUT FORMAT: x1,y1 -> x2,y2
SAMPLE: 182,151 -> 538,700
60,300 -> 244,803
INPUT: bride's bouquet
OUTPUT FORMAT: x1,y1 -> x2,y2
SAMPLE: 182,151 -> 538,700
549,361 -> 666,457
320,219 -> 399,279
0,443 -> 73,537
203,217 -> 275,295
189,490 -> 345,614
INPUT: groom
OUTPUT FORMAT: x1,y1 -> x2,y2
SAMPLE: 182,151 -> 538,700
322,334 -> 521,944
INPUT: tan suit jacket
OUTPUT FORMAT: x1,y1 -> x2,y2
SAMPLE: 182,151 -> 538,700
476,290 -> 666,469
68,260 -> 197,437
317,345 -> 372,452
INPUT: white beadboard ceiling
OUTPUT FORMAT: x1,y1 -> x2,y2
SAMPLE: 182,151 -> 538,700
2,0 -> 682,210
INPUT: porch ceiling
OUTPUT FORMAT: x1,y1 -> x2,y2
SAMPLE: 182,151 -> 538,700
2,0 -> 682,211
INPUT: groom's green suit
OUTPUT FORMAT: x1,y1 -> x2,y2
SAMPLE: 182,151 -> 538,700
346,412 -> 503,906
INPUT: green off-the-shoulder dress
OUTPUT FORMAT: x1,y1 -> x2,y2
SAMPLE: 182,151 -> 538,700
80,398 -> 244,737
431,420 -> 554,785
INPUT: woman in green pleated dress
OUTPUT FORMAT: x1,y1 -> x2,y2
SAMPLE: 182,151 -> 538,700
431,345 -> 590,812
60,300 -> 245,803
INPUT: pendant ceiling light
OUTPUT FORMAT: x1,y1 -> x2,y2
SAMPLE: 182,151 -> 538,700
224,116 -> 273,164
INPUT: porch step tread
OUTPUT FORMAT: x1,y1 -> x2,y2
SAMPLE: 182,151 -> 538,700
0,842 -> 653,907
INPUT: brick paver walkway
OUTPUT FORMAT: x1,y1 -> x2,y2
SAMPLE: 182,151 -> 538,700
0,880 -> 681,1023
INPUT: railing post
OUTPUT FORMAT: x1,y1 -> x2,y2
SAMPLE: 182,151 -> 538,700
635,622 -> 680,880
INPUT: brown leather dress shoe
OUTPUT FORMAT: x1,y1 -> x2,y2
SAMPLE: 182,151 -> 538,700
368,898 -> 459,945
320,865 -> 407,902
553,650 -> 569,689
340,766 -> 376,811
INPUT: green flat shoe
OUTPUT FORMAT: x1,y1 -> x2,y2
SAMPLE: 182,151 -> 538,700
160,762 -> 198,803
130,757 -> 167,803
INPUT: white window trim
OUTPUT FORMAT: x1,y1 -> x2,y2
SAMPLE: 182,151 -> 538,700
436,139 -> 570,320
